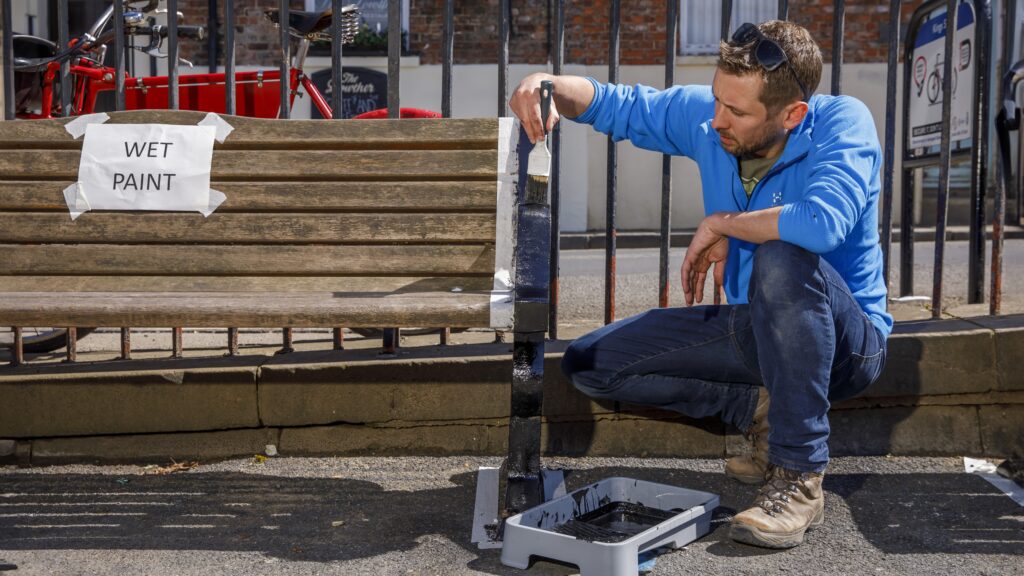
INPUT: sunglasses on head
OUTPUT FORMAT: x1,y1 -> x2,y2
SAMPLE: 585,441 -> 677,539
731,22 -> 810,102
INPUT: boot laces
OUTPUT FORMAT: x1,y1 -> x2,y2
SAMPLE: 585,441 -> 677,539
755,467 -> 802,517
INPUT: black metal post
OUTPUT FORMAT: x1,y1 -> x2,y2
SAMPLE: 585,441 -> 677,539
58,0 -> 70,115
880,0 -> 902,290
498,0 -> 509,116
167,0 -> 178,109
388,0 -> 400,118
778,0 -> 789,21
278,0 -> 289,118
442,0 -> 453,118
605,0 -> 620,325
967,0 -> 992,305
831,0 -> 845,95
225,0 -> 236,114
332,0 -> 344,118
207,0 -> 218,74
721,0 -> 733,40
660,0 -> 677,309
931,0 -> 958,318
900,168 -> 915,295
549,0 -> 564,338
114,0 -> 126,110
2,0 -> 14,119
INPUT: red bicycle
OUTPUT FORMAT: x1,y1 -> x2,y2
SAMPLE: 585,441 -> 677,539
12,0 -> 359,120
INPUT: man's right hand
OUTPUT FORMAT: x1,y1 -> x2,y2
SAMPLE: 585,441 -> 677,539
509,73 -> 596,144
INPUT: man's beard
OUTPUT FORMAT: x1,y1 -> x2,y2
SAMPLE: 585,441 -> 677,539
719,123 -> 787,159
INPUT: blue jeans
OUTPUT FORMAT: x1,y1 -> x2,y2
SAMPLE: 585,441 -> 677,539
561,241 -> 887,473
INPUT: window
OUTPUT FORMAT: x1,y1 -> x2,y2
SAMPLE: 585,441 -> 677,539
680,0 -> 778,55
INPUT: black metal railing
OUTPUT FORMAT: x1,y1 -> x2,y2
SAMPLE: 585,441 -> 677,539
1,0 -> 1018,346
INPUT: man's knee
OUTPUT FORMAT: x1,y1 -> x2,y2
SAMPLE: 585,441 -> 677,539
561,338 -> 616,398
748,240 -> 816,302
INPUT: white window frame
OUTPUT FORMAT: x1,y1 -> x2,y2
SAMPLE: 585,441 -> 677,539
679,0 -> 778,56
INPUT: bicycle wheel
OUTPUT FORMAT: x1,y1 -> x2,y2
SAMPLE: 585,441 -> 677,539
927,73 -> 940,103
0,327 -> 97,353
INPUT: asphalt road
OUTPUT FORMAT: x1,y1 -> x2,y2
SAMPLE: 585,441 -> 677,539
1,456 -> 1021,575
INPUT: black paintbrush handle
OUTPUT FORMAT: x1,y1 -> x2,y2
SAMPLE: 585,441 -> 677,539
540,80 -> 553,136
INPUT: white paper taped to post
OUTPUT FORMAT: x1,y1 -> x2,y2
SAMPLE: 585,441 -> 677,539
63,123 -> 225,220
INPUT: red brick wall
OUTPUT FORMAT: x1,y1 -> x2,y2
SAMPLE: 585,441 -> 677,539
409,0 -> 929,66
181,0 -> 928,68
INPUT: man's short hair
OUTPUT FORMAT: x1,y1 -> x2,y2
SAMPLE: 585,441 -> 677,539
718,20 -> 823,113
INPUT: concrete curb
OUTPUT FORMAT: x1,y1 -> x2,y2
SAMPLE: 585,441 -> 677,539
2,315 -> 1022,465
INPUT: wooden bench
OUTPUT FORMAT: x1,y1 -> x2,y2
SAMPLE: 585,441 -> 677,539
0,110 -> 553,526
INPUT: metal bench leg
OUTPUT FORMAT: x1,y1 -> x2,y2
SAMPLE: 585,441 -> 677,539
503,331 -> 546,520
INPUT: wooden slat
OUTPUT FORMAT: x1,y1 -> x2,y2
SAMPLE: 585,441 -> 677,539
0,244 -> 497,275
0,276 -> 492,293
0,291 -> 493,328
0,113 -> 500,150
0,179 -> 497,211
0,213 -> 496,244
0,149 -> 498,180
0,181 -> 497,212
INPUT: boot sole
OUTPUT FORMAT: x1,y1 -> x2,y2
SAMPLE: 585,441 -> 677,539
729,507 -> 824,549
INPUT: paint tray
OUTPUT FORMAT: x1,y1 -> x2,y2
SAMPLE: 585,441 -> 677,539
500,477 -> 718,576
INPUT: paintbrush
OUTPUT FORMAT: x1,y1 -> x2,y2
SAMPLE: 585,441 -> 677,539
526,80 -> 554,182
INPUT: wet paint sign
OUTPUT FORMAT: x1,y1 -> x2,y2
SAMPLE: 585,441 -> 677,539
907,2 -> 976,150
65,123 -> 224,220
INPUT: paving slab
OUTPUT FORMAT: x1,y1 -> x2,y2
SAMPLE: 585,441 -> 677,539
0,456 -> 1019,576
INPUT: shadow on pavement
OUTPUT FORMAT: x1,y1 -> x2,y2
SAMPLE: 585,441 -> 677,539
2,465 -> 1021,573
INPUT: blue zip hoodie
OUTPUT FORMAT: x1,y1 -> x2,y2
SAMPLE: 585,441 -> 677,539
574,79 -> 893,339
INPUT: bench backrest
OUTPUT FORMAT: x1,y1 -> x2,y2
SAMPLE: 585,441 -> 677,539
0,111 -> 526,329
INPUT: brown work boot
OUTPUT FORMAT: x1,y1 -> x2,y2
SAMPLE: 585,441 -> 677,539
725,387 -> 770,484
729,465 -> 825,549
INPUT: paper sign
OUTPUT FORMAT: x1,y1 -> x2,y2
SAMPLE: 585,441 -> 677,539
64,123 -> 224,220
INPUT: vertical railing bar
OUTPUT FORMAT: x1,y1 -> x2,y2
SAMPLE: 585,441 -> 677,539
2,0 -> 13,119
605,0 -> 620,325
281,327 -> 294,353
439,327 -> 450,346
120,327 -> 131,360
12,327 -> 22,366
549,0 -> 564,338
441,0 -> 453,118
388,0 -> 400,118
659,0 -> 677,309
171,327 -> 183,358
278,0 -> 289,119
58,0 -> 71,115
498,0 -> 509,116
966,0 -> 992,305
65,327 -> 77,363
778,0 -> 789,21
227,327 -> 239,356
113,0 -> 126,110
721,0 -> 733,41
167,0 -> 178,110
931,0 -> 958,319
207,0 -> 218,74
900,169 -> 915,295
831,0 -> 845,95
331,0 -> 344,117
333,327 -> 344,350
225,0 -> 236,115
880,0 -> 902,291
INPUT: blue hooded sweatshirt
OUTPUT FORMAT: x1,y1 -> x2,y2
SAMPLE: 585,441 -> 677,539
574,80 -> 893,339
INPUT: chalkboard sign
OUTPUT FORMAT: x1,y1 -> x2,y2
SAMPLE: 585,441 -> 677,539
309,66 -> 388,119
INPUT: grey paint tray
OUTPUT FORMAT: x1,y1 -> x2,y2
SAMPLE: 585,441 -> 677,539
500,477 -> 719,576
